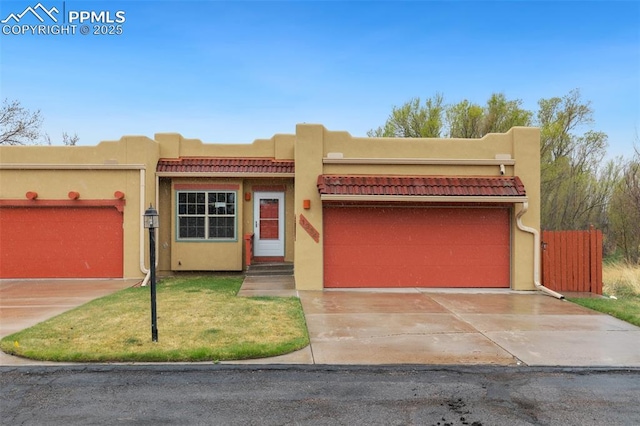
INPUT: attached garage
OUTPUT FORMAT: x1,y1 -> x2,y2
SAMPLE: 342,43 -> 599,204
318,175 -> 529,289
323,206 -> 510,288
0,206 -> 123,279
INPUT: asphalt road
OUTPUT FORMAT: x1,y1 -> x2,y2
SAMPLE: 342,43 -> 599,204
1,365 -> 639,425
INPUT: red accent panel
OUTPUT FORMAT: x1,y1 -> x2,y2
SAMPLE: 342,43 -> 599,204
299,214 -> 320,243
323,207 -> 510,288
0,199 -> 126,213
253,256 -> 285,263
259,221 -> 279,239
244,234 -> 254,266
0,206 -> 123,278
173,183 -> 240,190
252,185 -> 286,192
259,199 -> 279,239
259,200 -> 279,219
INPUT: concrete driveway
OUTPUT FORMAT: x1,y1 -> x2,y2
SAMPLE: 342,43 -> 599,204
237,276 -> 640,367
2,277 -> 640,367
296,290 -> 640,366
0,279 -> 138,365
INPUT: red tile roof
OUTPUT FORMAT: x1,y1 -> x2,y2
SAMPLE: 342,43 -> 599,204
317,175 -> 526,197
157,158 -> 295,174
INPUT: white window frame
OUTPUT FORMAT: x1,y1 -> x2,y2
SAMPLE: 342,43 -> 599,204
176,191 -> 237,241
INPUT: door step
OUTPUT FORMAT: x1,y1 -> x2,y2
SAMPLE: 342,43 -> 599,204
246,262 -> 293,276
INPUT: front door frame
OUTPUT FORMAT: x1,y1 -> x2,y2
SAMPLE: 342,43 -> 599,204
253,191 -> 285,259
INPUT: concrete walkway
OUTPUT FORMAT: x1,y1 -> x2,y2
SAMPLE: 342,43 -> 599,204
2,276 -> 639,367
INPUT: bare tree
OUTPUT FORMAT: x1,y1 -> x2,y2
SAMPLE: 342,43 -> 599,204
62,132 -> 80,146
0,99 -> 43,145
44,131 -> 80,146
1,99 -> 80,146
609,138 -> 640,263
537,89 -> 615,231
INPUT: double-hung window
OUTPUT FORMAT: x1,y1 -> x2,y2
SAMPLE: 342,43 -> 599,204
177,191 -> 236,240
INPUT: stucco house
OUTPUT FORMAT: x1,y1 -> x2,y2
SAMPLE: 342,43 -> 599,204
0,124 -> 548,293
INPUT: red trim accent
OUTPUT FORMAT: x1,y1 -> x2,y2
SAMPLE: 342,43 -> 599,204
299,214 -> 320,243
244,233 -> 254,266
253,256 -> 285,263
320,200 -> 511,208
252,185 -> 286,192
114,191 -> 126,199
317,175 -> 526,197
26,191 -> 38,200
174,183 -> 240,190
68,191 -> 80,200
303,199 -> 311,209
0,199 -> 126,213
157,157 -> 294,174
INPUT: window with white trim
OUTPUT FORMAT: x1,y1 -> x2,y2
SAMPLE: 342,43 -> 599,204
177,191 -> 236,240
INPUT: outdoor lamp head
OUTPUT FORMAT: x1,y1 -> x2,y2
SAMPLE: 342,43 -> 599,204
143,205 -> 159,229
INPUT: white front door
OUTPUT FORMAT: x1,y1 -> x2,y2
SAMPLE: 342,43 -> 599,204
253,192 -> 285,257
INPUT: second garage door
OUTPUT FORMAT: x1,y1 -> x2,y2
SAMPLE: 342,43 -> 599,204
323,206 -> 510,288
0,206 -> 123,279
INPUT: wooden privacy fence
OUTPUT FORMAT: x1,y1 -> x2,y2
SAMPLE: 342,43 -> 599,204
541,227 -> 603,294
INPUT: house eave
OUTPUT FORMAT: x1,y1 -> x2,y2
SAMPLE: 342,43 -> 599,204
320,194 -> 529,203
155,172 -> 295,178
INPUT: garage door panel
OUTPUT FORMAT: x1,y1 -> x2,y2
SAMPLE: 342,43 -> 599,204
325,264 -> 508,288
325,243 -> 508,267
323,207 -> 510,288
0,207 -> 123,278
326,210 -> 507,246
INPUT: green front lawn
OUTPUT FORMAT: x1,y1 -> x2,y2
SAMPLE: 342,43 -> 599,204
569,295 -> 640,328
0,276 -> 309,362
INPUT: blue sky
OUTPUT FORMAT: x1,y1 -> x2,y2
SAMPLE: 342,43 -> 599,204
1,1 -> 638,158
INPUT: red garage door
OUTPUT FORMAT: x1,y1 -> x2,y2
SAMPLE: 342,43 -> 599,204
323,206 -> 510,288
0,207 -> 123,278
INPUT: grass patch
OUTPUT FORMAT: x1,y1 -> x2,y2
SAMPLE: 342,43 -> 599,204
568,262 -> 640,327
0,276 -> 309,362
602,262 -> 640,298
568,296 -> 640,328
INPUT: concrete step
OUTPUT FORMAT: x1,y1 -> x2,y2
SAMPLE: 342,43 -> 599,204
246,262 -> 294,276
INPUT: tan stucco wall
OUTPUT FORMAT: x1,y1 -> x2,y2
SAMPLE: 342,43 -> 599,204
294,124 -> 326,290
510,127 -> 541,291
292,124 -> 541,291
0,137 -> 159,279
154,133 -> 295,160
168,178 -> 243,271
1,125 -> 541,289
164,177 -> 295,272
157,177 -> 173,273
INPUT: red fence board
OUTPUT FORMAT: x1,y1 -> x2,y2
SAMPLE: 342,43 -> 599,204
541,228 -> 603,294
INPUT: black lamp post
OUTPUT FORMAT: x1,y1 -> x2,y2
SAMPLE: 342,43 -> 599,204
143,204 -> 159,342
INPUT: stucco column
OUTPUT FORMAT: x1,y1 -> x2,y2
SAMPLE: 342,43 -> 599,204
511,127 -> 541,290
294,124 -> 325,290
